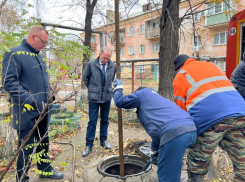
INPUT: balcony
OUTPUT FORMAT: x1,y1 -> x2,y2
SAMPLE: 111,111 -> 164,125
146,28 -> 160,39
205,12 -> 235,29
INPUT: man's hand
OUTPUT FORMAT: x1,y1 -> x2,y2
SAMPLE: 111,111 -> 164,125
113,78 -> 123,91
150,149 -> 158,165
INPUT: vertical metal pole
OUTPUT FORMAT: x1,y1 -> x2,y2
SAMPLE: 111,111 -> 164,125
140,70 -> 142,85
115,0 -> 124,177
132,62 -> 135,93
154,64 -> 157,82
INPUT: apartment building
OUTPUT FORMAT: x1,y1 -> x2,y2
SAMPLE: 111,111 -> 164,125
81,0 -> 245,74
179,0 -> 244,71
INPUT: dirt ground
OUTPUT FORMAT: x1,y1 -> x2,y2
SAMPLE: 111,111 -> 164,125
2,109 -> 151,182
0,79 -> 236,182
1,109 -> 235,182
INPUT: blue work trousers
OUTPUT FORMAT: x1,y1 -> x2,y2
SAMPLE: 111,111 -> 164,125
86,101 -> 111,147
157,131 -> 197,182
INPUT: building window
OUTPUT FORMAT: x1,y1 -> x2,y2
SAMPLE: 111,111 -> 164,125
152,42 -> 159,53
129,46 -> 134,55
193,36 -> 201,52
128,67 -> 132,73
129,27 -> 133,36
207,0 -> 233,15
140,24 -> 145,34
119,30 -> 125,43
214,2 -> 222,13
153,23 -> 156,29
223,0 -> 233,11
193,12 -> 201,22
91,35 -> 96,42
140,45 -> 145,54
120,48 -> 124,56
214,32 -> 227,45
107,33 -> 112,42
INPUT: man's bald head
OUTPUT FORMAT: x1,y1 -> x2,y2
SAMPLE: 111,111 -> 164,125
27,25 -> 49,52
28,26 -> 49,36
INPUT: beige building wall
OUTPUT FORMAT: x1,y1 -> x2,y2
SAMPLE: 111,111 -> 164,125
81,0 -> 245,72
85,10 -> 161,61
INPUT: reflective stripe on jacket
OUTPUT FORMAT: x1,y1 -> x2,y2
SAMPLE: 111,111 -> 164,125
173,58 -> 245,135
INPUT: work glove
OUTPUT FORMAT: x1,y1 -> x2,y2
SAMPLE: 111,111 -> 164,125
113,78 -> 123,91
150,150 -> 158,165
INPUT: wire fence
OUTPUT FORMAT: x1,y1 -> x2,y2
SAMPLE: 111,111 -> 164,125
118,62 -> 159,94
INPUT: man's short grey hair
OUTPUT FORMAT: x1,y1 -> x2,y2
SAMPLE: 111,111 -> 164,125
29,25 -> 49,36
100,47 -> 112,54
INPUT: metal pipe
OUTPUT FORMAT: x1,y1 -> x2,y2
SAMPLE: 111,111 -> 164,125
115,0 -> 125,177
120,58 -> 159,63
40,22 -> 104,34
53,141 -> 76,182
132,62 -> 135,93
154,64 -> 157,82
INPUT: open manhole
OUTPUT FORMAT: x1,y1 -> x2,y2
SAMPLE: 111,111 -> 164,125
98,155 -> 151,179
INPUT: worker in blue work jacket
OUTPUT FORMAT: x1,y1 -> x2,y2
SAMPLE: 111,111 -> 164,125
113,78 -> 197,182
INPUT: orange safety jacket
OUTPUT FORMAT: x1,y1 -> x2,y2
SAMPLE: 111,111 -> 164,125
173,58 -> 245,135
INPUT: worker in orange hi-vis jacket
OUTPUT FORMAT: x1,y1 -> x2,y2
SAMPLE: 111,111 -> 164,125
172,54 -> 245,182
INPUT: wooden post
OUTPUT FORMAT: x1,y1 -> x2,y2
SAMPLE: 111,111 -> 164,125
115,0 -> 124,177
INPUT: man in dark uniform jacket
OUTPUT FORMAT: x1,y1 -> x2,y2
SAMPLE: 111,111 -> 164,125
2,26 -> 63,182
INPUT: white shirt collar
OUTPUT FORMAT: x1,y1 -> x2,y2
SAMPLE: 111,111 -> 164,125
99,58 -> 108,65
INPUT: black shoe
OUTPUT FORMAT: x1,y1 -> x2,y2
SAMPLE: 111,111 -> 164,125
39,169 -> 64,179
82,146 -> 92,157
100,141 -> 111,149
16,175 -> 29,182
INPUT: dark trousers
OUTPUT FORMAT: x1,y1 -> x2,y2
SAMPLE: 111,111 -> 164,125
86,101 -> 111,147
16,115 -> 52,181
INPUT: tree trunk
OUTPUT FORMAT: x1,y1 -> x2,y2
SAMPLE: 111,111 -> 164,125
81,0 -> 97,89
158,0 -> 181,100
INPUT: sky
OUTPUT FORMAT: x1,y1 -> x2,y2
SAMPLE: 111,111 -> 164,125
27,0 -> 160,40
28,0 -> 155,26
28,0 -> 88,39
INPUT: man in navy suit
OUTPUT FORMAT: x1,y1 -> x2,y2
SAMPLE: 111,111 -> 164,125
2,26 -> 63,182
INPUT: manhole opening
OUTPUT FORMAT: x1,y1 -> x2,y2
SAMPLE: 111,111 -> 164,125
105,163 -> 143,176
98,155 -> 151,179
